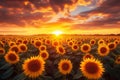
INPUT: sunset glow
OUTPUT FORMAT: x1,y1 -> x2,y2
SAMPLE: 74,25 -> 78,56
52,30 -> 63,36
0,0 -> 119,35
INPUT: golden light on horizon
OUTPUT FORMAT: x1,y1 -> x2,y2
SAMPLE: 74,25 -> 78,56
52,30 -> 63,36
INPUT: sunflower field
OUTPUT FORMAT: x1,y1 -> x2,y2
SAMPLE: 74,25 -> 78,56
0,35 -> 120,80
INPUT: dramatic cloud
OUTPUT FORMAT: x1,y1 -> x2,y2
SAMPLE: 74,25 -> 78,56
78,0 -> 120,27
0,0 -> 119,34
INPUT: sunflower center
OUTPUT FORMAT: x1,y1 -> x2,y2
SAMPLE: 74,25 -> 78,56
11,47 -> 19,53
8,53 -> 17,61
41,52 -> 47,58
69,42 -> 73,46
10,43 -> 14,46
85,62 -> 98,74
23,41 -> 27,44
85,55 -> 92,59
109,44 -> 114,49
59,47 -> 64,53
78,42 -> 81,45
18,40 -> 22,43
16,43 -> 20,45
27,60 -> 41,72
46,40 -> 50,44
62,63 -> 70,71
2,41 -> 5,43
73,45 -> 78,49
54,42 -> 58,46
115,41 -> 118,44
32,41 -> 34,43
20,45 -> 26,51
83,45 -> 89,51
117,58 -> 120,62
106,41 -> 108,43
35,41 -> 41,47
100,41 -> 103,44
0,50 -> 4,53
41,47 -> 45,50
91,41 -> 94,44
100,47 -> 107,54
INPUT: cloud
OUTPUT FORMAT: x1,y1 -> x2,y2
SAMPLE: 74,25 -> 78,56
78,0 -> 92,6
0,0 -> 119,32
0,7 -> 53,27
0,0 -> 74,26
78,0 -> 120,26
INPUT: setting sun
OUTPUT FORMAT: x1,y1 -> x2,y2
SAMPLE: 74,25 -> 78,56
52,30 -> 63,36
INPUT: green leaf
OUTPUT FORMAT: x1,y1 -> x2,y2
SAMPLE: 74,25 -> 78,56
1,67 -> 13,79
41,75 -> 53,80
38,77 -> 44,80
73,70 -> 82,79
104,64 -> 112,73
54,71 -> 62,79
103,56 -> 114,65
99,78 -> 106,80
70,70 -> 75,75
13,73 -> 26,80
0,63 -> 11,70
0,58 -> 6,65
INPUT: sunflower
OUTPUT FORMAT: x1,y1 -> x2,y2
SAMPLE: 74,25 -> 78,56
23,40 -> 28,44
56,45 -> 66,55
39,51 -> 49,60
83,53 -> 94,60
105,39 -> 110,44
77,40 -> 82,45
108,42 -> 116,50
52,41 -> 59,47
31,40 -> 34,44
8,41 -> 15,47
0,41 -> 4,47
22,56 -> 45,78
68,41 -> 73,47
80,58 -> 104,79
98,39 -> 105,45
81,44 -> 91,53
114,40 -> 119,45
90,39 -> 96,45
39,45 -> 46,51
34,40 -> 42,48
58,59 -> 73,75
0,48 -> 5,55
1,40 -> 6,44
16,42 -> 20,45
9,45 -> 20,53
45,39 -> 51,45
115,56 -> 120,64
4,51 -> 19,64
18,44 -> 28,52
98,44 -> 110,56
72,44 -> 79,51
16,39 -> 22,43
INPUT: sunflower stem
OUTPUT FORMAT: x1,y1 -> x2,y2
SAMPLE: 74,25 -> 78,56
111,52 -> 117,57
63,75 -> 66,80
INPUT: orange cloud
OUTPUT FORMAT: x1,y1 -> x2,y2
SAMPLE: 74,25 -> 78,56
78,0 -> 92,6
0,0 -> 120,35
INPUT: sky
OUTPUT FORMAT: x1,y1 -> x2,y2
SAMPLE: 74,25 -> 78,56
0,0 -> 120,35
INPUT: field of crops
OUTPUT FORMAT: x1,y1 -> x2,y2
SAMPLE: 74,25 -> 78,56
0,35 -> 120,80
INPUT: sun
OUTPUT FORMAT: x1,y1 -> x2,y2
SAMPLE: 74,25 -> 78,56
52,30 -> 63,36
